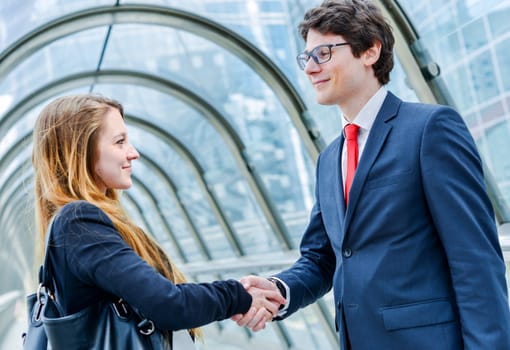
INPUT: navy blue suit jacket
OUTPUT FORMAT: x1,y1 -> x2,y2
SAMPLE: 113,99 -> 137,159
276,92 -> 510,349
48,201 -> 251,331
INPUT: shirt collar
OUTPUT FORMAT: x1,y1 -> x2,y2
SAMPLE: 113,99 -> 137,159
342,86 -> 387,131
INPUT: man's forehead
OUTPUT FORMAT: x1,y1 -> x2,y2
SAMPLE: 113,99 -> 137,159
305,30 -> 344,45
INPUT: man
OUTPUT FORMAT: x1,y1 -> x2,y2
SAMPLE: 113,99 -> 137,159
233,0 -> 510,348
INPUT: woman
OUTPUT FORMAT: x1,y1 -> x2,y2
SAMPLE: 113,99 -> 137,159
31,94 -> 283,347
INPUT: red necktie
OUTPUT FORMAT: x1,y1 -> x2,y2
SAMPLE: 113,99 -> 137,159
344,124 -> 360,204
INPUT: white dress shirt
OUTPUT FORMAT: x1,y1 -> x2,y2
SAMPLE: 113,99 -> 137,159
341,87 -> 387,190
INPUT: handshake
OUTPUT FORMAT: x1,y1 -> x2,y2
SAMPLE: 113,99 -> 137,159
231,275 -> 287,332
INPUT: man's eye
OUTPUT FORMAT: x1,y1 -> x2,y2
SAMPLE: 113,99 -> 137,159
116,139 -> 125,144
316,47 -> 329,59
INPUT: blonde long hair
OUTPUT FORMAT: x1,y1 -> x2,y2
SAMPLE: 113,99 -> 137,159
32,94 -> 199,338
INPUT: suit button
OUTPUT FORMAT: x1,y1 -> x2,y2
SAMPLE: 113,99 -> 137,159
343,248 -> 352,258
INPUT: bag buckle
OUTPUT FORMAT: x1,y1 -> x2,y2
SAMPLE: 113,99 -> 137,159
137,319 -> 155,335
112,298 -> 155,336
33,284 -> 47,321
112,299 -> 132,319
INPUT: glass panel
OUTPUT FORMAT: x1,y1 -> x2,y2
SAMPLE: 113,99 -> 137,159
479,123 -> 510,205
0,27 -> 107,115
468,50 -> 500,104
119,0 -> 304,74
128,131 -> 218,263
0,148 -> 31,210
442,63 -> 474,112
0,0 -> 114,50
496,38 -> 510,91
462,17 -> 487,54
488,5 -> 510,37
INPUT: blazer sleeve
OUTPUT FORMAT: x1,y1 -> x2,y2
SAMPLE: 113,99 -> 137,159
52,201 -> 252,331
275,153 -> 336,317
420,107 -> 510,348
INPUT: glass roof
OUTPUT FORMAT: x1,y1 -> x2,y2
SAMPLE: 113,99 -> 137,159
1,0 -> 509,348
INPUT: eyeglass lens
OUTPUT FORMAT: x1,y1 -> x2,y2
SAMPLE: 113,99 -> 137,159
297,45 -> 332,70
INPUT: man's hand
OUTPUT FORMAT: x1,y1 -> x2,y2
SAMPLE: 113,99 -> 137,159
231,275 -> 286,331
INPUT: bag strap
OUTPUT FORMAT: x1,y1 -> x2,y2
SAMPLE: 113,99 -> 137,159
38,215 -> 57,294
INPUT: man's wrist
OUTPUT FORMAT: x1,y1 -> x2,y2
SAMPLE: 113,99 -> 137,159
267,277 -> 287,302
267,277 -> 289,321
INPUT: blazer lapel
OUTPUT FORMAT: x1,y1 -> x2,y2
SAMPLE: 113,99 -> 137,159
344,92 -> 401,229
336,135 -> 347,217
335,137 -> 345,216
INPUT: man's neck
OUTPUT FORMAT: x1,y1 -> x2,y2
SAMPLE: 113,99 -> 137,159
340,82 -> 382,122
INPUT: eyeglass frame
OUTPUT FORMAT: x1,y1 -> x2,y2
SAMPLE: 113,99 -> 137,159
296,42 -> 350,70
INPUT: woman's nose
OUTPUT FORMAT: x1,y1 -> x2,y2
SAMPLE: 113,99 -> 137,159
127,144 -> 139,160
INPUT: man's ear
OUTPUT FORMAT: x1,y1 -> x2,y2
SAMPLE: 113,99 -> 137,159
363,40 -> 382,66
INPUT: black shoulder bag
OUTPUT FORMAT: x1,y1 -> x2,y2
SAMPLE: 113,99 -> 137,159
22,218 -> 171,350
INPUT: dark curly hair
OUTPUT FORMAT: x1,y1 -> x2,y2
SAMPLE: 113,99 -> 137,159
299,0 -> 394,85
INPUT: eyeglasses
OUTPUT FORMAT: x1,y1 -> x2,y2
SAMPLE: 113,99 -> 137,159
296,42 -> 350,70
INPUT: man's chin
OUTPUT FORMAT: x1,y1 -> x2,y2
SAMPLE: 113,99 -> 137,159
315,95 -> 335,106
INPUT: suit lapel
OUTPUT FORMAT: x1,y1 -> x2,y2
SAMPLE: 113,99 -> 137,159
336,135 -> 347,217
344,92 -> 401,229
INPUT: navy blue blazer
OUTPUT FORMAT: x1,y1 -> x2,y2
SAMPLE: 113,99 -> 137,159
276,92 -> 510,349
48,201 -> 251,331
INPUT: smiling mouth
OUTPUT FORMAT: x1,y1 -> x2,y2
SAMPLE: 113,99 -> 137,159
313,78 -> 329,86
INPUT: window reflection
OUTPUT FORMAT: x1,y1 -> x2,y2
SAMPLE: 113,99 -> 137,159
398,0 -> 510,221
